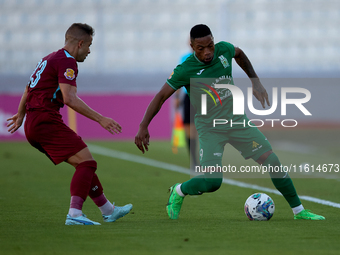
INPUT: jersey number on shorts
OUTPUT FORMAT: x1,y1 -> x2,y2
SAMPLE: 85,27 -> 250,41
29,59 -> 47,88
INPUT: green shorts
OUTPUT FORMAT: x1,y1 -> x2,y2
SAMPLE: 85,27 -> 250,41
198,126 -> 272,166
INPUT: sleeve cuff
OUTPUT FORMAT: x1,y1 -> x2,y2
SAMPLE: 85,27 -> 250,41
166,80 -> 177,91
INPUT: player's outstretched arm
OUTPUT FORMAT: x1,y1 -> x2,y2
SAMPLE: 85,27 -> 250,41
135,83 -> 175,153
7,85 -> 28,133
59,83 -> 122,135
234,47 -> 270,108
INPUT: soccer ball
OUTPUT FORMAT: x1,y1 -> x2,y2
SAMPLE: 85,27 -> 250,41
244,193 -> 275,221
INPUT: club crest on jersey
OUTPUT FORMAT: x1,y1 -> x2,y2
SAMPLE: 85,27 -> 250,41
64,68 -> 75,80
218,55 -> 229,68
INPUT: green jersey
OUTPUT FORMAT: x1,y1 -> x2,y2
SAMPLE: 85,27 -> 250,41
167,41 -> 248,133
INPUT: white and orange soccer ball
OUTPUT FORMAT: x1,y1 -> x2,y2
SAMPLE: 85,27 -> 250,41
244,193 -> 275,221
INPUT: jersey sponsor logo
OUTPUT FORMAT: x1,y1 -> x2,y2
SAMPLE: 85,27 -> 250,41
197,69 -> 205,75
251,141 -> 262,152
213,152 -> 222,157
64,68 -> 75,80
218,55 -> 229,68
252,141 -> 260,148
168,71 -> 174,79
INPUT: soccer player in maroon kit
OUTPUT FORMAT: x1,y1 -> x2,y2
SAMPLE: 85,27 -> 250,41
7,23 -> 132,225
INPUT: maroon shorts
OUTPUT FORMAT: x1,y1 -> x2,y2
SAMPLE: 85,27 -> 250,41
24,110 -> 87,165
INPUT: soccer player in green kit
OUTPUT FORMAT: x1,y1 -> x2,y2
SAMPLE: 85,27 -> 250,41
135,24 -> 324,220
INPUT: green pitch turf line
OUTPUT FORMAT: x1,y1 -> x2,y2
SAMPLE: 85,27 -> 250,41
88,143 -> 340,209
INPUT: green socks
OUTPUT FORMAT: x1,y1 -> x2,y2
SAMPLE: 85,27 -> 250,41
181,171 -> 223,195
264,153 -> 301,208
179,152 -> 302,209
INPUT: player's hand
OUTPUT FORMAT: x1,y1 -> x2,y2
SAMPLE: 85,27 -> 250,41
252,79 -> 270,108
99,116 -> 122,135
7,113 -> 24,134
135,126 -> 150,154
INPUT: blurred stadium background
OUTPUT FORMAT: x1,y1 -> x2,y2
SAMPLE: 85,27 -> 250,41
0,0 -> 339,140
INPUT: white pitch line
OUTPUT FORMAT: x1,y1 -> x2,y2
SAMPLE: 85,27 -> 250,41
88,143 -> 340,209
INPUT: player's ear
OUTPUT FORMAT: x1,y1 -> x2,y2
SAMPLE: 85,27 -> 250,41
78,40 -> 84,48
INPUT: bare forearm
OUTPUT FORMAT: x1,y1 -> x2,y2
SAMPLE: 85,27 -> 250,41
135,83 -> 174,153
18,85 -> 28,117
234,48 -> 270,107
234,49 -> 258,79
66,96 -> 103,123
7,85 -> 28,133
140,93 -> 166,128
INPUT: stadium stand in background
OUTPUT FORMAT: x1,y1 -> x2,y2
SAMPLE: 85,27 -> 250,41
0,0 -> 339,140
0,0 -> 339,79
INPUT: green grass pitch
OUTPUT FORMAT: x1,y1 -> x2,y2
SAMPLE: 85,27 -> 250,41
1,129 -> 340,254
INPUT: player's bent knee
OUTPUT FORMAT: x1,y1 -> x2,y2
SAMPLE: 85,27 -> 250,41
67,147 -> 95,167
256,150 -> 273,165
263,152 -> 280,166
77,160 -> 97,169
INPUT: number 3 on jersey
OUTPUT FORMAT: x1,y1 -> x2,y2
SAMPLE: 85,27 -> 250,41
29,59 -> 47,88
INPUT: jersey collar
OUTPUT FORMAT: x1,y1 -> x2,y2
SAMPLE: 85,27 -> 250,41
63,49 -> 75,59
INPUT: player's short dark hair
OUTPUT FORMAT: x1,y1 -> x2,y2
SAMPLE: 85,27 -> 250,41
190,24 -> 212,40
65,23 -> 95,41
